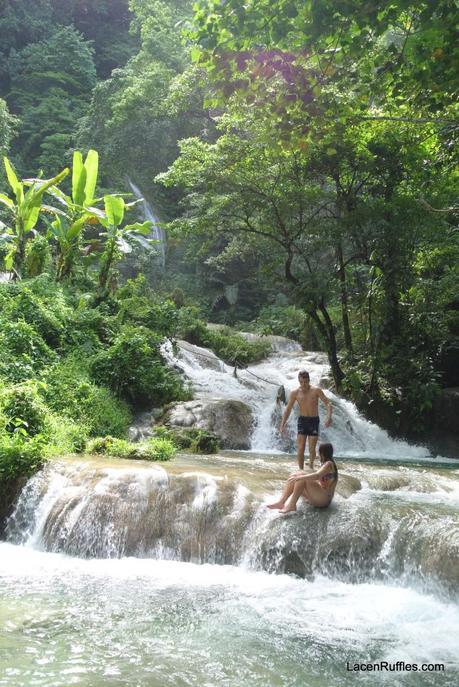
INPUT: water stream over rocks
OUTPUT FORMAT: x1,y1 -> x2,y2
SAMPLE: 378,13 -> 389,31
2,339 -> 458,686
160,337 -> 434,460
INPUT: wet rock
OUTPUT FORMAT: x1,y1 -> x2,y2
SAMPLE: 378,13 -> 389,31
282,551 -> 307,578
0,476 -> 28,535
164,399 -> 253,450
176,340 -> 224,372
337,474 -> 362,498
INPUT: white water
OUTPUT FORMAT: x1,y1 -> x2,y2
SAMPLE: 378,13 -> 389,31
1,542 -> 458,687
3,338 -> 457,685
128,179 -> 166,268
162,338 -> 433,460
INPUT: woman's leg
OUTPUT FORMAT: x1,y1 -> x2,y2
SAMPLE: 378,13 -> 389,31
280,479 -> 306,513
266,479 -> 295,509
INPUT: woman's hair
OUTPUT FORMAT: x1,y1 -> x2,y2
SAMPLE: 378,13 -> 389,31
319,443 -> 338,480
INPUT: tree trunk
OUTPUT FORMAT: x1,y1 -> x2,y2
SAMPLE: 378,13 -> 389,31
337,243 -> 353,356
307,304 -> 345,392
13,219 -> 25,279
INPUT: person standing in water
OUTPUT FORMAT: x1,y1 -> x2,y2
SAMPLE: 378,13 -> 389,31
279,370 -> 332,469
267,442 -> 338,512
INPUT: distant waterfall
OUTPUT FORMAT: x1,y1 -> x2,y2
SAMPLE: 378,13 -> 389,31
128,179 -> 166,269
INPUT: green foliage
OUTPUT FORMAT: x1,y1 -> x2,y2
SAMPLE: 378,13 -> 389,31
43,356 -> 132,438
176,307 -> 271,365
208,327 -> 271,367
3,286 -> 64,347
76,0 -> 205,220
190,0 -> 458,124
24,234 -> 51,277
0,320 -> 57,383
90,324 -> 189,406
0,382 -> 48,437
255,303 -> 306,339
155,425 -> 219,454
44,414 -> 89,455
96,194 -> 153,296
8,25 -> 97,173
0,434 -> 45,481
0,156 -> 69,276
46,149 -> 102,281
87,435 -> 176,461
116,276 -> 179,336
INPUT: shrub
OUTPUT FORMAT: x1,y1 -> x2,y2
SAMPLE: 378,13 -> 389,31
154,426 -> 220,454
0,434 -> 45,481
44,357 -> 132,437
176,308 -> 271,365
0,320 -> 57,382
176,306 -> 210,345
0,382 -> 49,437
90,325 -> 189,406
116,277 -> 179,336
208,327 -> 271,366
146,437 -> 176,461
44,414 -> 89,455
86,435 -> 176,461
5,288 -> 64,347
24,235 -> 51,278
62,304 -> 116,352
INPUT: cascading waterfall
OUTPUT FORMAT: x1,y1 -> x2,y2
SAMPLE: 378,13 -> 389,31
127,179 -> 166,269
2,340 -> 459,686
161,337 -> 432,460
5,455 -> 459,597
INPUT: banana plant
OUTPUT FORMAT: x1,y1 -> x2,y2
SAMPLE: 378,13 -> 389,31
97,194 -> 153,295
43,149 -> 100,281
0,157 -> 69,277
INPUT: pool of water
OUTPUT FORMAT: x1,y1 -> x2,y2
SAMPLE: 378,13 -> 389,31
1,543 -> 458,687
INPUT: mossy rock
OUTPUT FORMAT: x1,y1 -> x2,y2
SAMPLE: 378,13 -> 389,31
158,426 -> 220,454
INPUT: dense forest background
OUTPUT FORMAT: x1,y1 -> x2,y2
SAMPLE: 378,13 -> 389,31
0,0 -> 458,482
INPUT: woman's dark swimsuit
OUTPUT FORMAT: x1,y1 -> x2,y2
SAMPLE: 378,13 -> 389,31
297,415 -> 319,436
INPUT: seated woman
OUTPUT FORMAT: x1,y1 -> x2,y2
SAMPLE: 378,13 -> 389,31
267,442 -> 338,512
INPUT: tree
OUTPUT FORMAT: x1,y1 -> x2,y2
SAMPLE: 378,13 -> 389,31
157,108 -> 348,387
0,157 -> 69,276
190,0 -> 459,122
96,194 -> 152,297
7,25 -> 97,174
45,149 -> 100,281
76,0 -> 209,219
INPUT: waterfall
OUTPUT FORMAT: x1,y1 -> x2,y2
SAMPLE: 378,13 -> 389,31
161,337 -> 433,460
127,179 -> 166,269
5,457 -> 459,597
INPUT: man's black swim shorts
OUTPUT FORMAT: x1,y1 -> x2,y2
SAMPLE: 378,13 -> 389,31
297,415 -> 320,436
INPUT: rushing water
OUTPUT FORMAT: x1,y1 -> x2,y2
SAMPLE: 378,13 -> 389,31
2,452 -> 459,686
2,340 -> 458,686
161,338 -> 435,460
128,180 -> 166,269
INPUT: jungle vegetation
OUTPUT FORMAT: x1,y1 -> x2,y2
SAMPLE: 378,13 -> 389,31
0,0 -> 457,484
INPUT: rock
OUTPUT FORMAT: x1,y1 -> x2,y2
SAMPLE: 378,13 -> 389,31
201,400 -> 254,450
176,340 -> 224,372
165,427 -> 220,454
164,399 -> 253,450
433,388 -> 459,435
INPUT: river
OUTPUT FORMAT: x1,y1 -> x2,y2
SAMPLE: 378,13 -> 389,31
1,339 -> 458,686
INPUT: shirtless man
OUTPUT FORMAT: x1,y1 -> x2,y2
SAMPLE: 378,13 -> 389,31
279,370 -> 332,469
